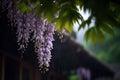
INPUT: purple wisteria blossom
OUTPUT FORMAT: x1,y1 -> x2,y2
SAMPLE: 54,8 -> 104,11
34,18 -> 54,68
1,0 -> 55,70
77,67 -> 91,80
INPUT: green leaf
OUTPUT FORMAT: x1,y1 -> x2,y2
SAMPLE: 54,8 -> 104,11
69,74 -> 79,80
84,27 -> 92,42
35,4 -> 41,17
97,28 -> 105,43
84,27 -> 105,44
86,16 -> 92,26
78,21 -> 86,30
39,0 -> 58,22
78,16 -> 92,31
65,21 -> 72,33
101,23 -> 114,35
16,2 -> 31,14
55,20 -> 61,31
90,27 -> 97,44
55,18 -> 65,31
107,15 -> 120,29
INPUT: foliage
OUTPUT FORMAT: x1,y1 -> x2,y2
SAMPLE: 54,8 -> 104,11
11,0 -> 120,43
69,74 -> 79,80
69,71 -> 79,80
86,29 -> 120,63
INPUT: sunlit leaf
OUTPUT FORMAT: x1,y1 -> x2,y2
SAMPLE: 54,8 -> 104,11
90,27 -> 97,44
84,27 -> 92,42
97,28 -> 104,43
65,21 -> 72,33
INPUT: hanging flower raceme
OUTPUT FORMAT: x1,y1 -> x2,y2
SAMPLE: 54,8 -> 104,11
35,20 -> 54,71
1,0 -> 55,70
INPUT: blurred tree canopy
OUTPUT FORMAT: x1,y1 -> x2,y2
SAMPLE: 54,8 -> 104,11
10,0 -> 120,43
86,29 -> 120,63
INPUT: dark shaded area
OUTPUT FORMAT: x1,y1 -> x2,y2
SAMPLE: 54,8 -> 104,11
0,10 -> 19,56
109,0 -> 120,4
0,10 -> 38,67
22,68 -> 30,80
48,34 -> 114,80
0,9 -> 114,80
5,57 -> 19,80
0,54 -> 2,79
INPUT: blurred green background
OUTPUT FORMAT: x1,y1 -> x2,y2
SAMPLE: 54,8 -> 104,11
84,29 -> 120,63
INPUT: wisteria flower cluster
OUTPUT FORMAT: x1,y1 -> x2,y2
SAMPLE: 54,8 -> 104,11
77,67 -> 91,80
1,0 -> 55,70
